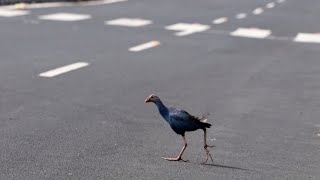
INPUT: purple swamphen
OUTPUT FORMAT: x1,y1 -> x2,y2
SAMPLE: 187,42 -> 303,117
145,94 -> 215,164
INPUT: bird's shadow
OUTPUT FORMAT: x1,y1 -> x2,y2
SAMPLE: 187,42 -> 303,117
202,163 -> 250,171
185,161 -> 257,172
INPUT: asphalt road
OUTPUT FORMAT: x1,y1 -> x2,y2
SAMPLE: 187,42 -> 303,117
0,0 -> 320,179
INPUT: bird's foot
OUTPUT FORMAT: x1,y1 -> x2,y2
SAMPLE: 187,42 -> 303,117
205,144 -> 216,148
202,146 -> 214,164
161,157 -> 188,162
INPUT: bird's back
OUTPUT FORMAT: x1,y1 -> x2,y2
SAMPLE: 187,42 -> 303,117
167,107 -> 211,135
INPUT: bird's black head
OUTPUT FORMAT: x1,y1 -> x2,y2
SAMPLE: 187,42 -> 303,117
144,94 -> 160,103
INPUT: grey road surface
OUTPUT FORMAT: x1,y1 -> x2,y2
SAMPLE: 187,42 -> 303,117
0,0 -> 319,179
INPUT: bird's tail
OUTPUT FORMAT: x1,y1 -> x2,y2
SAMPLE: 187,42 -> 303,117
201,122 -> 212,128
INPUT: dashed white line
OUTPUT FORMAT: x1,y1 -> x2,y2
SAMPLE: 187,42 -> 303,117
235,13 -> 247,19
166,23 -> 210,36
39,13 -> 91,21
39,62 -> 89,77
230,28 -> 271,39
105,18 -> 152,27
79,0 -> 128,6
276,0 -> 286,3
294,33 -> 320,44
129,41 -> 160,52
253,8 -> 264,15
212,17 -> 228,24
0,9 -> 29,17
266,2 -> 275,8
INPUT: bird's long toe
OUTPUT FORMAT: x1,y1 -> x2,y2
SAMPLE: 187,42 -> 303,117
202,147 -> 214,164
205,144 -> 216,148
161,157 -> 188,162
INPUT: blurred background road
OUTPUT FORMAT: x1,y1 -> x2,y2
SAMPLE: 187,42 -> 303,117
0,0 -> 320,179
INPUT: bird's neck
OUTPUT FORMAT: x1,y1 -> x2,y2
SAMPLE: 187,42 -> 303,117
154,100 -> 169,120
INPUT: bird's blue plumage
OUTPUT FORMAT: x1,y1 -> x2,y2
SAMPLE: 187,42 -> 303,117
151,97 -> 211,135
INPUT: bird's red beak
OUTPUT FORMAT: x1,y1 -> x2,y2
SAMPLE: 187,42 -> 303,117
144,98 -> 150,103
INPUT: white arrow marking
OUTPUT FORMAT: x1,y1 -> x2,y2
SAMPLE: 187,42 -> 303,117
165,23 -> 210,36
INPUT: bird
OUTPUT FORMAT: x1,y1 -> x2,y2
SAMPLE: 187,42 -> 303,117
145,94 -> 215,164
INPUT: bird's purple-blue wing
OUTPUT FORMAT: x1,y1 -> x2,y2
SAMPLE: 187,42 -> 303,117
168,108 -> 202,133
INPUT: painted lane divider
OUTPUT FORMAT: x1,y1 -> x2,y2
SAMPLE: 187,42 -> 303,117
165,23 -> 210,36
253,8 -> 264,15
129,41 -> 160,52
235,13 -> 247,19
277,0 -> 286,3
213,17 -> 228,24
105,18 -> 152,27
39,62 -> 89,77
266,2 -> 275,8
230,28 -> 271,39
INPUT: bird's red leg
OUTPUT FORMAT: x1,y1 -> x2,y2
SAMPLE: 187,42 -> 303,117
161,135 -> 188,162
202,129 -> 214,164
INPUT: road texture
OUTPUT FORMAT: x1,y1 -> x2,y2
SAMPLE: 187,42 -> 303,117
0,0 -> 319,179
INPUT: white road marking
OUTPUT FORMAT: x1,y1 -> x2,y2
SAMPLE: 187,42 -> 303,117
235,13 -> 247,19
294,33 -> 320,43
165,23 -> 210,36
80,0 -> 128,6
266,2 -> 275,8
129,41 -> 160,52
39,13 -> 91,21
0,9 -> 29,17
230,28 -> 271,39
253,8 -> 264,15
105,18 -> 152,27
212,17 -> 228,24
39,62 -> 89,77
206,29 -> 320,44
22,2 -> 71,9
1,0 -> 127,9
277,0 -> 286,3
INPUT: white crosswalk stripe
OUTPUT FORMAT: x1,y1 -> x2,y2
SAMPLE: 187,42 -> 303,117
294,33 -> 320,44
39,13 -> 91,21
230,28 -> 271,39
105,18 -> 152,27
0,9 -> 29,17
